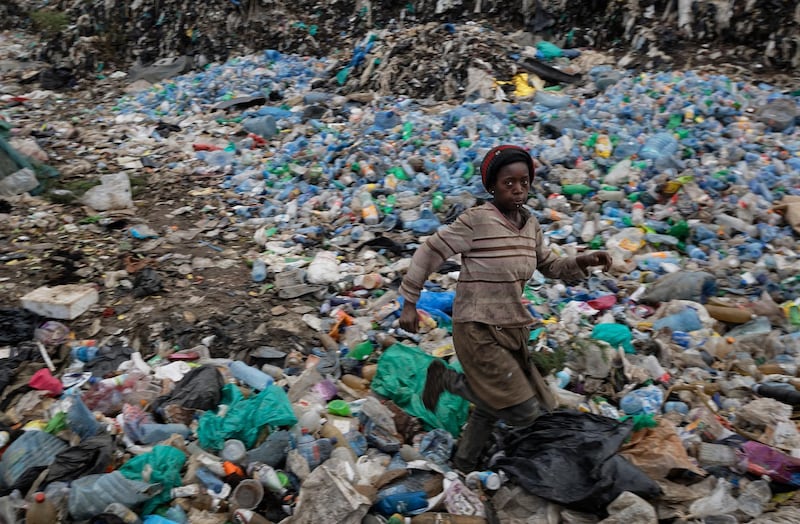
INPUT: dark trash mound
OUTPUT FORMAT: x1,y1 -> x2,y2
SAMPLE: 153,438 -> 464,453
2,0 -> 797,87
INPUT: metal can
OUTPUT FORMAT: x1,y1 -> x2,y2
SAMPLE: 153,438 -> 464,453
465,470 -> 502,490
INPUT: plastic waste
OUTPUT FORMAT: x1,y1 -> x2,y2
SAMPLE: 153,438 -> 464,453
306,250 -> 341,284
230,479 -> 264,510
408,202 -> 442,235
652,306 -> 703,332
737,479 -> 771,517
619,386 -> 664,415
294,429 -> 337,470
688,479 -> 737,518
375,491 -> 429,516
25,493 -> 58,524
68,471 -> 159,521
639,272 -> 716,305
228,361 -> 275,391
67,392 -> 100,441
0,168 -> 38,196
251,258 -> 267,282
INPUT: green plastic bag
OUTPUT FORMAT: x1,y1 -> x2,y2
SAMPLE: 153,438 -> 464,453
119,445 -> 186,515
371,343 -> 469,437
536,41 -> 563,60
591,323 -> 635,354
197,384 -> 297,452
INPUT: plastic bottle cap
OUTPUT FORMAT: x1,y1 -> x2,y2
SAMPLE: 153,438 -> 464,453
34,492 -> 45,503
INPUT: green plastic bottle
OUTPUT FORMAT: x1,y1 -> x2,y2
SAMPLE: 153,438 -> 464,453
561,184 -> 593,196
431,192 -> 444,211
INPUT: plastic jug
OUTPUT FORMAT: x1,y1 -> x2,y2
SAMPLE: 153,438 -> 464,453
25,493 -> 58,524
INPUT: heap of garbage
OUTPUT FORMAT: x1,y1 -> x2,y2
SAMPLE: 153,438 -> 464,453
3,0 -> 799,86
1,14 -> 800,524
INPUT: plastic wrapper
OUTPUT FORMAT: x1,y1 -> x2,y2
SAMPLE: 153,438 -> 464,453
491,411 -> 661,515
371,344 -> 469,437
197,383 -> 297,451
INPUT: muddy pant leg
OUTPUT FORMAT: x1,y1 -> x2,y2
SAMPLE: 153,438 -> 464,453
495,395 -> 541,428
443,367 -> 541,426
453,405 -> 497,472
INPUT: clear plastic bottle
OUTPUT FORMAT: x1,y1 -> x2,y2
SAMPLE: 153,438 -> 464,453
359,191 -> 380,226
639,132 -> 678,160
631,202 -> 645,225
228,361 -> 275,391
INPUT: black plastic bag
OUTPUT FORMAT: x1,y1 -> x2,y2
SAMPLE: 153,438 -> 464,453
132,268 -> 163,298
45,434 -> 113,485
151,365 -> 223,421
491,411 -> 660,515
85,344 -> 134,378
0,308 -> 41,344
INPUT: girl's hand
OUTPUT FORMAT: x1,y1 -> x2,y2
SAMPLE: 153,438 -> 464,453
577,251 -> 613,272
399,300 -> 419,333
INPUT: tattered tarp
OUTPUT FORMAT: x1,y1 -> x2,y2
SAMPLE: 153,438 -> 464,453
491,411 -> 661,515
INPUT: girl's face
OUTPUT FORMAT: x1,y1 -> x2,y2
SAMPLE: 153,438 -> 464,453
490,161 -> 530,212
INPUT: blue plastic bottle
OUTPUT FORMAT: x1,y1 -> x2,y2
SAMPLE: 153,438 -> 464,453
652,307 -> 703,332
195,466 -> 225,494
375,491 -> 429,516
228,361 -> 274,391
72,345 -> 99,363
408,202 -> 441,235
639,132 -> 678,161
251,258 -> 267,282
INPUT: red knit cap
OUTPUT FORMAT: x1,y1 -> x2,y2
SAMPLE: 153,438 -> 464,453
479,145 -> 536,191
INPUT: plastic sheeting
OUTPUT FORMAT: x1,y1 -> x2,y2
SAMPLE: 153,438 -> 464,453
197,383 -> 297,451
371,343 -> 469,437
119,445 -> 187,515
491,411 -> 661,515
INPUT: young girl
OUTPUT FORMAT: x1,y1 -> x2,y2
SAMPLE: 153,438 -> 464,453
398,144 -> 612,472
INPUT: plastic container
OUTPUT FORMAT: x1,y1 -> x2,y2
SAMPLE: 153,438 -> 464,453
222,439 -> 247,464
652,307 -> 702,332
295,429 -> 336,470
195,466 -> 226,494
619,385 -> 664,415
245,430 -> 291,466
251,258 -> 267,282
228,361 -> 275,391
248,462 -> 286,494
408,202 -> 441,235
231,479 -> 264,510
360,191 -> 380,225
752,384 -> 800,405
375,491 -> 429,516
25,493 -> 58,524
639,132 -> 678,162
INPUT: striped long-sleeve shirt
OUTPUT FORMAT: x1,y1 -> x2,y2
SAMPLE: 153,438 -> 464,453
399,202 -> 587,327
